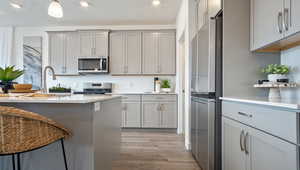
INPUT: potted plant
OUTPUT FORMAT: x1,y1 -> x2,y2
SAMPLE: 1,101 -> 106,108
261,64 -> 290,82
0,66 -> 24,93
161,79 -> 172,93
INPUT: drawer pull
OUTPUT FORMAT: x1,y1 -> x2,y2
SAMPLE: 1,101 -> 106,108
244,132 -> 249,155
238,112 -> 253,118
240,130 -> 245,152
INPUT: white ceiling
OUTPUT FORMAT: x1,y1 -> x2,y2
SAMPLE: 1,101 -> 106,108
0,0 -> 182,26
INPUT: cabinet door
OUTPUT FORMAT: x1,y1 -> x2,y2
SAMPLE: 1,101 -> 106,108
248,125 -> 297,170
94,32 -> 108,56
142,32 -> 158,74
251,0 -> 284,50
48,33 -> 65,74
158,32 -> 176,75
79,32 -> 93,57
208,0 -> 222,18
161,102 -> 177,128
142,102 -> 160,128
65,32 -> 79,75
110,32 -> 125,74
284,0 -> 300,37
126,32 -> 142,74
124,102 -> 141,128
222,118 -> 247,170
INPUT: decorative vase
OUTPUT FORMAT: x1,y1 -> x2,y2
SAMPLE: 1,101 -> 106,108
0,81 -> 15,93
268,74 -> 287,82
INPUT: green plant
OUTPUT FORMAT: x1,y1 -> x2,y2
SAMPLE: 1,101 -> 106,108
261,64 -> 290,75
0,66 -> 24,83
161,80 -> 171,89
49,86 -> 71,92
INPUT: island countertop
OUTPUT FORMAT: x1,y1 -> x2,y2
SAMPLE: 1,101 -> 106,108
0,94 -> 121,104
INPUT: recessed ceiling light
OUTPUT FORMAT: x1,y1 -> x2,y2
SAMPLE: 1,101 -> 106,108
152,0 -> 161,6
80,1 -> 89,8
10,2 -> 22,9
48,0 -> 63,18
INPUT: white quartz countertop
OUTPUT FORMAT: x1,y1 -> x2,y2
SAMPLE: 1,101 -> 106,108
220,96 -> 300,110
0,94 -> 121,104
110,92 -> 177,95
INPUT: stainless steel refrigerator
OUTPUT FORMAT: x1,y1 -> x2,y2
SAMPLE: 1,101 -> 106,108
191,11 -> 223,170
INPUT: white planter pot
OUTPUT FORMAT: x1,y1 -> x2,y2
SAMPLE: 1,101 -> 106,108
268,74 -> 287,82
161,88 -> 172,93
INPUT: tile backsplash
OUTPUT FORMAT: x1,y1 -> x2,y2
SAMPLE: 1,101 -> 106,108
281,46 -> 300,99
47,75 -> 176,93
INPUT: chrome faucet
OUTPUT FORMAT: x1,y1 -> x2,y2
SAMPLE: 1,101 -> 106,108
43,66 -> 57,93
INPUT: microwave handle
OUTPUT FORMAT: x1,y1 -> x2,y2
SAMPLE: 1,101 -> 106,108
99,58 -> 103,70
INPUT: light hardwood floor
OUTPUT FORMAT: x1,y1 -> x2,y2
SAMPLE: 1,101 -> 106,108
112,130 -> 201,170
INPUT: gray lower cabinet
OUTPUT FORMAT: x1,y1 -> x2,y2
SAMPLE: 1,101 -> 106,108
120,94 -> 177,129
222,118 -> 247,170
110,31 -> 142,75
122,102 -> 141,128
142,101 -> 177,128
48,31 -> 79,75
222,101 -> 299,170
142,102 -> 161,128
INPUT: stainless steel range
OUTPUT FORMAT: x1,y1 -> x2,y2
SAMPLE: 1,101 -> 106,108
74,82 -> 112,94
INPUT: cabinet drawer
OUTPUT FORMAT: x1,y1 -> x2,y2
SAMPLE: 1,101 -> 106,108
122,95 -> 141,101
142,95 -> 177,101
222,101 -> 298,144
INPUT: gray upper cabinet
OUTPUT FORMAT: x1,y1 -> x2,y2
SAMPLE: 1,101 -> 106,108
65,32 -> 79,75
142,32 -> 158,74
48,32 -> 79,75
94,32 -> 108,56
49,32 -> 65,74
158,32 -> 176,75
110,32 -> 125,74
251,0 -> 284,51
142,31 -> 176,75
126,32 -> 142,74
251,0 -> 300,51
110,31 -> 141,75
284,0 -> 300,37
79,31 -> 108,57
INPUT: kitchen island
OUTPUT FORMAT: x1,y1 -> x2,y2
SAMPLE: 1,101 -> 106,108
0,94 -> 122,170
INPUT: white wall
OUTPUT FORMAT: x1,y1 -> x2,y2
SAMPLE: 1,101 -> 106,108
281,46 -> 300,99
12,25 -> 176,93
176,0 -> 197,150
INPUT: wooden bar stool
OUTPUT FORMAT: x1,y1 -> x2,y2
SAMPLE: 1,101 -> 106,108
0,106 -> 72,170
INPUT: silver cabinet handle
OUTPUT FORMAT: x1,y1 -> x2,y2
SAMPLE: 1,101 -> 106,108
157,104 -> 161,111
284,8 -> 289,31
238,112 -> 253,118
244,132 -> 249,155
161,104 -> 165,111
240,130 -> 245,152
278,11 -> 283,34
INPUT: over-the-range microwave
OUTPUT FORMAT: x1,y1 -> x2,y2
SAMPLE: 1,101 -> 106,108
78,57 -> 109,74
